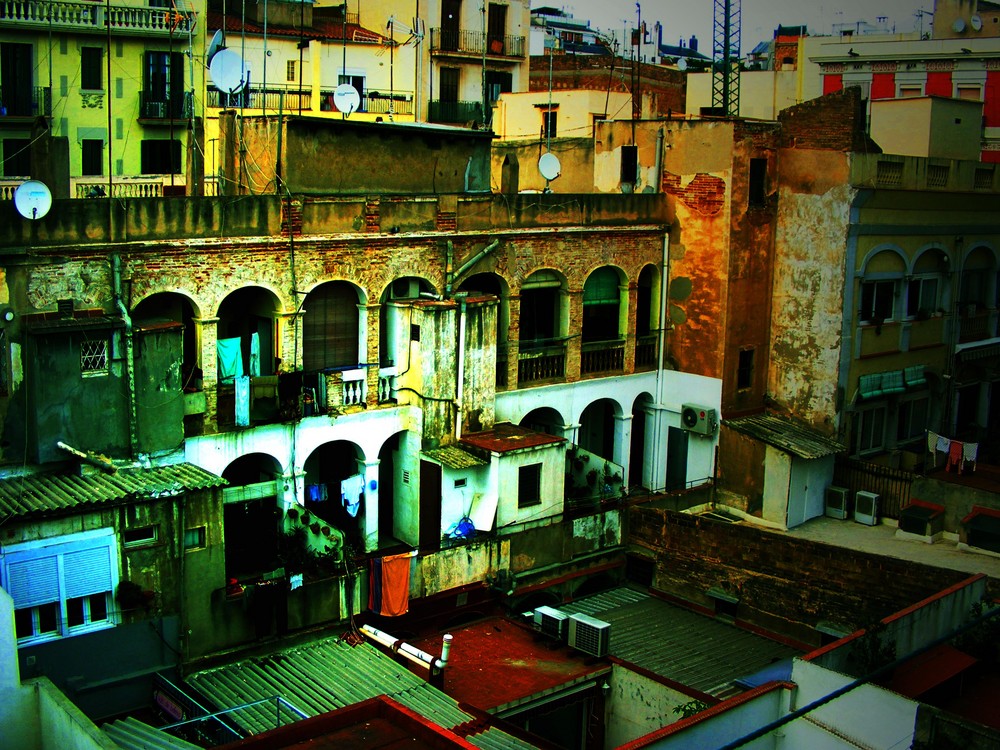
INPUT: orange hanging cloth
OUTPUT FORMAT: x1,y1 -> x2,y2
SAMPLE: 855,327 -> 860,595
378,552 -> 413,617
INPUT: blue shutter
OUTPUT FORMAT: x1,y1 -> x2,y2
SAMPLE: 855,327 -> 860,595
63,546 -> 113,599
6,555 -> 59,608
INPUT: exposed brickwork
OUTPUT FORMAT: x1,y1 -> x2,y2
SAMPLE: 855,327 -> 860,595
778,87 -> 882,153
662,172 -> 726,216
436,211 -> 457,232
364,197 -> 381,234
628,505 -> 977,646
280,198 -> 303,237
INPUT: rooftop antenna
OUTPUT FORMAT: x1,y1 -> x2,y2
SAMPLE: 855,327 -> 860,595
712,0 -> 741,116
14,180 -> 52,221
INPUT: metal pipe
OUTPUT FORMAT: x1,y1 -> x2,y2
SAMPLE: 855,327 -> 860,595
111,255 -> 138,457
449,238 -> 500,297
440,633 -> 453,667
456,298 -> 466,440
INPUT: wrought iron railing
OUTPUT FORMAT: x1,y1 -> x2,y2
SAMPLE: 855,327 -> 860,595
428,99 -> 485,124
138,90 -> 190,120
0,85 -> 51,117
959,307 -> 996,343
319,89 -> 414,116
581,339 -> 625,375
430,27 -> 525,57
207,86 -> 310,111
635,333 -> 658,370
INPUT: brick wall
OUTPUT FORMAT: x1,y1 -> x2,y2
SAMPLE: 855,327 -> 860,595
778,87 -> 882,153
629,505 -> 976,646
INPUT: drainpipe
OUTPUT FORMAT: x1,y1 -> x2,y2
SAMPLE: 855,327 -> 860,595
446,239 -> 500,299
112,255 -> 138,458
654,127 -> 664,193
361,624 -> 448,672
654,230 -> 670,492
456,296 -> 467,441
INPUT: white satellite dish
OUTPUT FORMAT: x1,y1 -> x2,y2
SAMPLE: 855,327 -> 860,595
677,57 -> 688,71
538,152 -> 561,181
209,48 -> 249,93
952,17 -> 966,33
333,83 -> 361,116
14,180 -> 52,220
970,14 -> 982,31
206,29 -> 225,66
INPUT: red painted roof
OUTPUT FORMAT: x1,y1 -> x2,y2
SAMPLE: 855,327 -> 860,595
886,644 -> 977,698
461,423 -> 565,454
206,11 -> 389,45
410,618 -> 608,712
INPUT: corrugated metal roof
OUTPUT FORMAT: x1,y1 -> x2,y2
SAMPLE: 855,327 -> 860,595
559,588 -> 800,699
103,717 -> 203,750
423,445 -> 489,470
0,463 -> 226,519
188,637 -> 476,737
724,414 -> 845,459
468,727 -> 540,750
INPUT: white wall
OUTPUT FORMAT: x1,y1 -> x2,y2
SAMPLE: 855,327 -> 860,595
641,687 -> 785,750
763,446 -> 792,527
604,664 -> 691,748
495,443 -> 565,529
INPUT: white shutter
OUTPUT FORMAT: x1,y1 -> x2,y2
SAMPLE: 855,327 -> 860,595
63,546 -> 113,599
6,555 -> 59,608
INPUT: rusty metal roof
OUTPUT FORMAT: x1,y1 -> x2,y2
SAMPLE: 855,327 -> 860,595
559,587 -> 800,699
423,445 -> 489,470
0,463 -> 226,519
460,423 -> 565,454
724,414 -> 845,460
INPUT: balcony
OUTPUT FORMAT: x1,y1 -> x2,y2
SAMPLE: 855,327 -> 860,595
635,333 -> 658,371
428,100 -> 486,125
320,89 -> 413,117
207,86 -> 310,112
138,90 -> 191,122
517,339 -> 566,385
0,86 -> 51,119
0,0 -> 194,36
581,339 -> 625,376
959,306 -> 997,344
430,27 -> 525,58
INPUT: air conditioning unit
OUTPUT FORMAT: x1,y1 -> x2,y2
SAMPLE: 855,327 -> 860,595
533,606 -> 568,640
567,613 -> 611,657
824,486 -> 850,520
854,491 -> 879,526
681,403 -> 717,435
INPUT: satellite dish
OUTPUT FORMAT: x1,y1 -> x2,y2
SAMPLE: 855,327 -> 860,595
677,57 -> 688,71
206,29 -> 225,66
971,14 -> 982,30
333,83 -> 361,116
952,17 -> 966,33
209,48 -> 249,93
14,180 -> 52,220
538,152 -> 561,181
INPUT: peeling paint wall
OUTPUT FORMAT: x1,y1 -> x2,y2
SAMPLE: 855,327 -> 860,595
415,538 -> 509,598
770,148 -> 854,433
605,664 -> 691,748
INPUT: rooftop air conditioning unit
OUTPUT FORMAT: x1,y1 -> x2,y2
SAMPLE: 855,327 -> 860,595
533,605 -> 568,640
824,486 -> 850,520
567,613 -> 611,657
854,491 -> 879,526
681,403 -> 717,436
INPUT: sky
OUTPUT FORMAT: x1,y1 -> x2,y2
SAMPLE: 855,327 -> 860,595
532,0 -> 936,52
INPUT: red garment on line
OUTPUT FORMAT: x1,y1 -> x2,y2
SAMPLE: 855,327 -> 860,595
947,441 -> 963,472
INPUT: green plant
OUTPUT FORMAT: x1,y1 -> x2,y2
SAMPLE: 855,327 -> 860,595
673,699 -> 709,720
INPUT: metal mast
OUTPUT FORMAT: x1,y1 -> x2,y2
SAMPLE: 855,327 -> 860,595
712,0 -> 741,116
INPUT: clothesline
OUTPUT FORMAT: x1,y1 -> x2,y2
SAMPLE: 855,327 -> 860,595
926,430 -> 978,473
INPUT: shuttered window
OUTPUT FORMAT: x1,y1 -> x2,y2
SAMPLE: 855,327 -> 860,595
1,528 -> 117,644
303,282 -> 360,371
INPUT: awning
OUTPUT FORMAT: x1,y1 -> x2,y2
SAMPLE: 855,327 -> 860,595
904,365 -> 926,387
859,373 -> 884,399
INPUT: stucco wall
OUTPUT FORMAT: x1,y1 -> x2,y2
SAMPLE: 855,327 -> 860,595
605,664 -> 691,748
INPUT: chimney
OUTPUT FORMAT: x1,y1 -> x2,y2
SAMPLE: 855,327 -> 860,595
689,35 -> 698,52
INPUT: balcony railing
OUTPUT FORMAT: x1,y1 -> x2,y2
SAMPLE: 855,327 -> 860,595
320,89 -> 414,116
428,100 -> 485,124
207,86 -> 310,112
959,306 -> 997,343
0,0 -> 195,35
635,333 -> 658,371
138,90 -> 191,120
378,366 -> 397,404
0,86 -> 51,118
430,27 -> 526,57
581,339 -> 625,375
517,340 -> 566,385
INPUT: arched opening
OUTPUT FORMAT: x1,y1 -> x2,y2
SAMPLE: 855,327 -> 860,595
635,265 -> 659,370
217,287 -> 279,378
518,269 -> 567,385
379,276 -> 435,368
303,281 -> 361,371
132,292 -> 200,390
303,440 -> 365,551
581,266 -> 626,375
459,273 -> 509,388
520,407 -> 565,437
579,399 -> 619,461
222,453 -> 283,583
500,153 -> 519,194
630,393 -> 654,490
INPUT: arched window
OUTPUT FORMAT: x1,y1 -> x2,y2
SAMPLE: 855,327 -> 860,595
582,267 -> 622,342
303,282 -> 359,371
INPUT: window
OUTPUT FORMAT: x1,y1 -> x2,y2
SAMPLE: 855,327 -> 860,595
302,281 -> 360,371
957,85 -> 982,101
737,348 -> 755,390
899,85 -> 921,98
2,138 -> 31,178
897,396 -> 929,442
81,47 -> 103,90
749,158 -> 767,207
123,525 -> 158,547
286,60 -> 297,82
518,463 -> 542,508
411,324 -> 420,342
454,477 -> 467,489
620,145 -> 638,184
582,268 -> 621,342
184,526 -> 207,551
542,110 -> 557,139
855,405 -> 886,454
82,139 -> 103,176
485,71 -> 512,103
1,529 -> 118,645
81,339 -> 109,375
859,280 -> 896,324
140,139 -> 182,174
906,277 -> 938,318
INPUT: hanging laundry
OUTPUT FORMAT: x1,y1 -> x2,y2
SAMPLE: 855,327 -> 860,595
963,442 -> 979,473
369,552 -> 413,617
935,434 -> 951,455
235,375 -> 250,427
947,440 -> 963,473
306,484 -> 328,503
926,431 -> 939,468
341,474 -> 365,518
250,331 -> 261,377
217,337 -> 244,383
